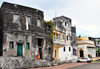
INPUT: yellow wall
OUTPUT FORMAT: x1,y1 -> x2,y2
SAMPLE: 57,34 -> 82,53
77,37 -> 89,41
53,29 -> 64,61
53,46 -> 59,60
92,57 -> 100,61
53,45 -> 63,61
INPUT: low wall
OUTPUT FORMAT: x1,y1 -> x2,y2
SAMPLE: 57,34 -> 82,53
0,57 -> 51,69
92,57 -> 100,61
0,57 -> 71,69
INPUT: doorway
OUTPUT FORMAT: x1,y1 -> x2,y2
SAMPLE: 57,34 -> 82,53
38,38 -> 44,59
55,50 -> 56,57
80,49 -> 84,58
17,43 -> 23,56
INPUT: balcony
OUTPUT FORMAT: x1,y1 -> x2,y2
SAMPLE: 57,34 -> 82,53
53,38 -> 65,46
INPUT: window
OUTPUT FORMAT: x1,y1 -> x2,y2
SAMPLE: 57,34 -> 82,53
63,35 -> 65,39
75,49 -> 76,56
26,42 -> 30,50
55,50 -> 56,57
69,47 -> 71,52
13,14 -> 20,23
37,19 -> 41,27
54,37 -> 56,41
26,16 -> 31,30
67,34 -> 70,40
65,22 -> 66,26
56,34 -> 58,39
73,48 -> 75,55
9,41 -> 14,49
63,47 -> 66,52
98,41 -> 100,45
67,36 -> 68,40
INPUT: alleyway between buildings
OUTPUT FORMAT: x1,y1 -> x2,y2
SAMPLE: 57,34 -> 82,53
28,63 -> 87,69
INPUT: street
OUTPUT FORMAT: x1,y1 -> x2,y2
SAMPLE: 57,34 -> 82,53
28,63 -> 87,69
28,62 -> 100,69
68,63 -> 100,69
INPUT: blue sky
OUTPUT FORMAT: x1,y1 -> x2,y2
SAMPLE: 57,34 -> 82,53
0,0 -> 100,37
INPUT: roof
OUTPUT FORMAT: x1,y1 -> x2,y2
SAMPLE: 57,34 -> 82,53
77,37 -> 89,41
1,2 -> 43,13
53,16 -> 71,21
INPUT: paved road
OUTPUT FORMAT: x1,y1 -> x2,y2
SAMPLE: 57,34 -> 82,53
67,63 -> 100,69
28,63 -> 87,69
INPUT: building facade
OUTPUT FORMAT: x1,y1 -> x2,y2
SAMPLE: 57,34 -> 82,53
53,29 -> 66,61
71,27 -> 77,59
0,2 -> 52,60
94,38 -> 100,57
89,37 -> 100,57
77,37 -> 96,59
53,16 -> 77,61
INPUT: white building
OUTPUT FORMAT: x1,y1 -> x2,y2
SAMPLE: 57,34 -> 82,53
77,37 -> 96,59
53,16 -> 77,61
93,38 -> 100,57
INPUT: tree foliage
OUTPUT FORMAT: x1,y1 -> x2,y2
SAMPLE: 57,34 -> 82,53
96,48 -> 100,53
44,20 -> 53,44
98,40 -> 100,42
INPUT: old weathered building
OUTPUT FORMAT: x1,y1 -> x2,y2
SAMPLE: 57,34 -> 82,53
0,2 -> 52,60
71,27 -> 77,58
53,16 -> 77,61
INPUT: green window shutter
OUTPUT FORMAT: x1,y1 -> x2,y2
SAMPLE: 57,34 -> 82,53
26,42 -> 30,50
9,41 -> 14,49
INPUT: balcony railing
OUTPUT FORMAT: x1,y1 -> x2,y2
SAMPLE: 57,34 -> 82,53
53,38 -> 65,45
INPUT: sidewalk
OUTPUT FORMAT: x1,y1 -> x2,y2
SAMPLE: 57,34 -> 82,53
28,63 -> 87,69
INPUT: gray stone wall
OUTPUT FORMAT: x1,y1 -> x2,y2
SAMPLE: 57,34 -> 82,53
0,57 -> 71,69
71,27 -> 76,47
0,57 -> 47,69
0,8 -> 3,56
1,2 -> 44,33
0,2 -> 53,61
3,32 -> 33,58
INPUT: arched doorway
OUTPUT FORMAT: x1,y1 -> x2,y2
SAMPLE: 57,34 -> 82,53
80,49 -> 84,58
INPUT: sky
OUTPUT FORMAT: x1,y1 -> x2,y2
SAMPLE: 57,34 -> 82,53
0,0 -> 100,37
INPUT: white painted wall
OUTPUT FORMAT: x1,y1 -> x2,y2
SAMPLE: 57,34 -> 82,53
77,45 -> 96,58
77,45 -> 88,58
59,46 -> 73,61
88,48 -> 96,57
53,16 -> 78,61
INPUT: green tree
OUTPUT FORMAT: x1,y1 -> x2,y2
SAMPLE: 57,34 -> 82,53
96,48 -> 100,53
44,20 -> 53,44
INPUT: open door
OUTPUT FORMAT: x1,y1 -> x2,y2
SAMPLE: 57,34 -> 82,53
80,49 -> 84,58
38,38 -> 44,59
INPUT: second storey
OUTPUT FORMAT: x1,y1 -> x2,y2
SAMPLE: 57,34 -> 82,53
0,2 -> 45,34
